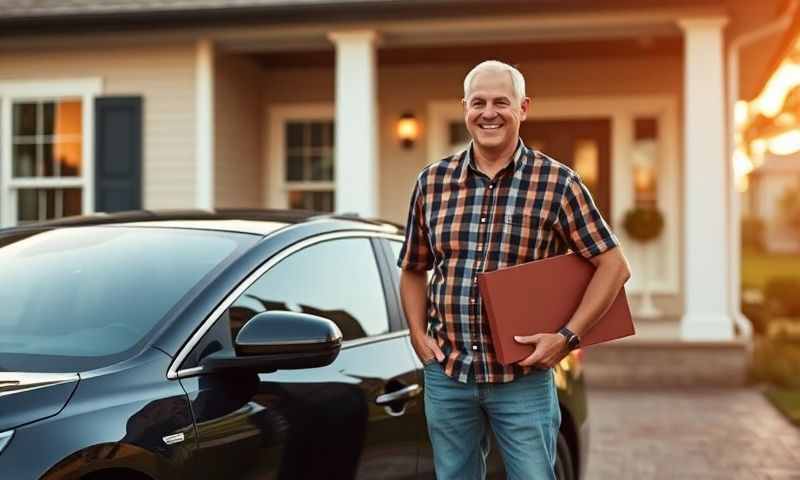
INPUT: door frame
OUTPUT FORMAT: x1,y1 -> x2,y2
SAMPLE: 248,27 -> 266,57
427,95 -> 680,295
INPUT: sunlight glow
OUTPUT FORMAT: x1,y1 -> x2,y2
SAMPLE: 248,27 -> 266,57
752,63 -> 800,117
767,129 -> 800,155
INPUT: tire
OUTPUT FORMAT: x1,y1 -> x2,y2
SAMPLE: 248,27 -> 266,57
555,431 -> 576,480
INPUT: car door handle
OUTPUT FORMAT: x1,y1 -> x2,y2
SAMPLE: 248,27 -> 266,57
375,383 -> 421,406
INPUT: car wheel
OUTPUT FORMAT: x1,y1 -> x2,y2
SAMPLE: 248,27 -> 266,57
555,432 -> 576,480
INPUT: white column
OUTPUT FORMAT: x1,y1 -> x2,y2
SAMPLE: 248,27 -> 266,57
195,39 -> 215,209
678,17 -> 734,341
328,30 -> 379,217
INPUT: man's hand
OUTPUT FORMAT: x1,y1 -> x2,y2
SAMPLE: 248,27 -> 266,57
514,333 -> 569,369
411,332 -> 445,365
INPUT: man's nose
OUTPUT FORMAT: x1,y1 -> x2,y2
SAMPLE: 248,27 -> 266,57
481,106 -> 499,119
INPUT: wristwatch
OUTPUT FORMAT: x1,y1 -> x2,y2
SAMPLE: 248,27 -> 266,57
558,327 -> 581,351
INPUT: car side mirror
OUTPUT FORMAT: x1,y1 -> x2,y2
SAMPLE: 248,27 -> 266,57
200,311 -> 343,374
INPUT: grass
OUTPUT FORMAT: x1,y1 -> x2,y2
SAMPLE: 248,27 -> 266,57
741,248 -> 800,290
765,388 -> 800,427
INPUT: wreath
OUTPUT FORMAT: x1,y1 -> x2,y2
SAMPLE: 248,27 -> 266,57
622,206 -> 664,242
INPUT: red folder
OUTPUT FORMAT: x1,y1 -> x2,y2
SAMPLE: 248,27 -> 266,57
477,252 -> 635,365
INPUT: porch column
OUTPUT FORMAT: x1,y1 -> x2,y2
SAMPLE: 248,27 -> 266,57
678,17 -> 734,341
328,30 -> 379,217
196,39 -> 215,209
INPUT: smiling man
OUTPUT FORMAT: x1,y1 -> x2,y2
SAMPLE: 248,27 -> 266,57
397,60 -> 631,479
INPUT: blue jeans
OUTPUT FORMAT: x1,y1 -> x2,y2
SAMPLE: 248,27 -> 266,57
423,361 -> 561,480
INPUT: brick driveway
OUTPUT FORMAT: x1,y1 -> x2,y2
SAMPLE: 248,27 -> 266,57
584,387 -> 800,480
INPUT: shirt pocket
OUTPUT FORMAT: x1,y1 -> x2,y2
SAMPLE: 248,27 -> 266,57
500,210 -> 545,264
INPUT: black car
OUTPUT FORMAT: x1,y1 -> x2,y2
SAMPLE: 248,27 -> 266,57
0,209 -> 589,480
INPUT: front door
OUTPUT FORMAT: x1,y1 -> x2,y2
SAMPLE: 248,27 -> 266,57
519,118 -> 612,220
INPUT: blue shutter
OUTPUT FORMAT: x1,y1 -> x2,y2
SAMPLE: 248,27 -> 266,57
94,96 -> 142,212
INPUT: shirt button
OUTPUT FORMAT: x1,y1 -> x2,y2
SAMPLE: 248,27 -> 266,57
472,345 -> 479,351
480,217 -> 486,223
470,298 -> 476,304
489,184 -> 494,190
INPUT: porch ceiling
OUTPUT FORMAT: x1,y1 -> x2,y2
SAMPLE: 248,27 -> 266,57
250,36 -> 683,69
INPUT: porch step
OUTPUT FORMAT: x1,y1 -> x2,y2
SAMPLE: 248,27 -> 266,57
581,339 -> 751,387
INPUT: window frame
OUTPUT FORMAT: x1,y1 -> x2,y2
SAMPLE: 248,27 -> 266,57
0,78 -> 102,227
171,230 -> 406,379
267,103 -> 335,211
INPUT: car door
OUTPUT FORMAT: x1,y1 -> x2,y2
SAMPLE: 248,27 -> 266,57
179,234 -> 422,479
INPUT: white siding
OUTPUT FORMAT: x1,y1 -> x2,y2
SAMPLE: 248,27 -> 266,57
0,42 -> 197,209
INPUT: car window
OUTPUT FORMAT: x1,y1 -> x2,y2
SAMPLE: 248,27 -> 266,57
228,237 -> 390,342
0,226 -> 256,372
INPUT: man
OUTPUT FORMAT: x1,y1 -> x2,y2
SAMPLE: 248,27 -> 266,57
397,60 -> 631,480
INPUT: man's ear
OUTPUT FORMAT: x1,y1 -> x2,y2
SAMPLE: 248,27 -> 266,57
520,96 -> 531,121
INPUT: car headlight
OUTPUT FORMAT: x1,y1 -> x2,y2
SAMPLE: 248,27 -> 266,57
0,430 -> 14,455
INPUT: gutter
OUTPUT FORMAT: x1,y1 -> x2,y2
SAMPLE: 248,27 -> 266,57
726,0 -> 800,344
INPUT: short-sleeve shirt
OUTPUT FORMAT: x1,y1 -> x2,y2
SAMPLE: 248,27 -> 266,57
397,139 -> 619,384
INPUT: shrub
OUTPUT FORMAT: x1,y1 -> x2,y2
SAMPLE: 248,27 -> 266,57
764,277 -> 800,317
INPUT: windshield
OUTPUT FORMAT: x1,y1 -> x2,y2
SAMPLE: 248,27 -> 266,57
0,226 -> 257,372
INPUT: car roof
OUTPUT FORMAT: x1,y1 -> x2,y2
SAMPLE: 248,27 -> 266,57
0,208 -> 404,237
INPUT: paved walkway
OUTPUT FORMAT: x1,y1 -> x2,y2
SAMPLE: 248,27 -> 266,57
585,387 -> 800,480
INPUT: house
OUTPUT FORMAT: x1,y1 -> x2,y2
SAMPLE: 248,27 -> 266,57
0,0 -> 798,353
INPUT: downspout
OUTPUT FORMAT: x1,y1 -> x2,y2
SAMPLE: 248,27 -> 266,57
727,0 -> 799,343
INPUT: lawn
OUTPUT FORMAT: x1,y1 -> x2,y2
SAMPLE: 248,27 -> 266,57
741,248 -> 800,290
765,388 -> 800,427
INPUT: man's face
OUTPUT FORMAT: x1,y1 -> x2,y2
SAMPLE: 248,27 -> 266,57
463,69 -> 530,152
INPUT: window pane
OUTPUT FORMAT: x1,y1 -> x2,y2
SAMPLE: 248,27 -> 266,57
320,153 -> 334,181
12,143 -> 36,177
17,188 -> 82,224
286,122 -> 305,149
310,153 -> 323,181
287,191 -> 334,212
574,139 -> 599,196
43,102 -> 55,136
229,238 -> 389,340
286,154 -> 304,181
54,100 -> 82,136
633,117 -> 659,206
310,122 -> 324,147
50,141 -> 82,177
17,189 -> 39,223
13,103 -> 37,137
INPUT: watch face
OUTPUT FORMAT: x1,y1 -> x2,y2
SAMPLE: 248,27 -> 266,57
568,336 -> 580,349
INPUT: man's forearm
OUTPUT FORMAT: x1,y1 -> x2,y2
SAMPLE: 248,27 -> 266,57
399,269 -> 429,337
565,253 -> 630,338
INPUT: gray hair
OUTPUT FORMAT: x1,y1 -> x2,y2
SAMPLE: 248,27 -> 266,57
463,60 -> 526,102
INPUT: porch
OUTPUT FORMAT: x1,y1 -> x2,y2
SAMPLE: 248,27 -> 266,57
208,9 -> 733,344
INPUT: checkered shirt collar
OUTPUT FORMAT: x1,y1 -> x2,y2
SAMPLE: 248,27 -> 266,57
457,138 -> 528,184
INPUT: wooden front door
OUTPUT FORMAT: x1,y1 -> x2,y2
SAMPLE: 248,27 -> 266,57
519,118 -> 612,221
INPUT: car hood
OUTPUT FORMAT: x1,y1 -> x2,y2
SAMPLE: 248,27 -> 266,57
0,372 -> 79,431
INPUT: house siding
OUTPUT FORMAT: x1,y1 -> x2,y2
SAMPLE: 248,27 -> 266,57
214,53 -> 263,208
0,42 -> 197,209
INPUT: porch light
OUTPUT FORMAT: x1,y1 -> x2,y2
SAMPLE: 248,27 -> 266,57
397,113 -> 419,149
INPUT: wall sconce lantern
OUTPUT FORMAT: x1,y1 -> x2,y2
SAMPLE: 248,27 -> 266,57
397,112 -> 419,149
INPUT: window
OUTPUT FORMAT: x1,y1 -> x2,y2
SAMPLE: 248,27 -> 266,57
1,79 -> 100,228
9,99 -> 85,225
285,120 -> 335,211
228,238 -> 389,341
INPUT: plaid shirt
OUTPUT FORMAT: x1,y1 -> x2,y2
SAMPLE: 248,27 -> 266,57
397,139 -> 619,384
